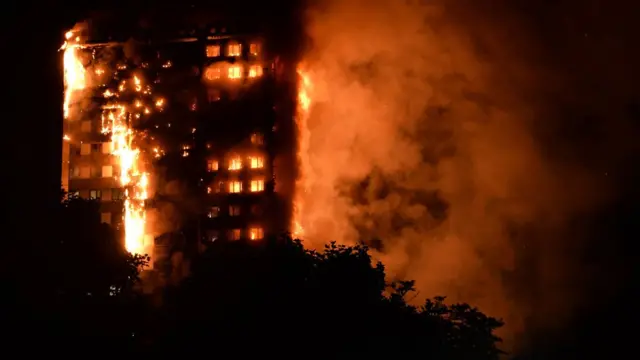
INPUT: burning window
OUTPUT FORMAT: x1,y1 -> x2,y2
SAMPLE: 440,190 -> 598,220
249,156 -> 264,169
228,65 -> 242,79
101,165 -> 113,178
249,43 -> 260,56
207,206 -> 220,218
229,205 -> 241,216
228,157 -> 242,170
250,133 -> 264,145
206,44 -> 221,58
205,66 -> 221,80
249,227 -> 264,240
207,159 -> 219,172
90,189 -> 102,200
229,229 -> 241,240
248,65 -> 263,78
250,179 -> 265,192
227,43 -> 241,57
229,181 -> 242,193
81,120 -> 91,132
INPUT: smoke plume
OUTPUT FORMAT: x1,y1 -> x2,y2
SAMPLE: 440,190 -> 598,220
297,0 -> 636,349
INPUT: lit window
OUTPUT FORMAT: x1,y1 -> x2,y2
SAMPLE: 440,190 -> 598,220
102,142 -> 113,154
229,229 -> 241,240
90,189 -> 102,200
229,181 -> 242,193
249,43 -> 259,56
81,143 -> 91,155
248,65 -> 263,78
207,206 -> 220,218
205,66 -> 221,80
102,165 -> 113,178
228,65 -> 242,79
79,166 -> 90,179
227,43 -> 241,57
250,133 -> 264,145
249,227 -> 264,240
229,205 -> 241,216
101,212 -> 112,224
81,120 -> 91,132
249,156 -> 264,169
206,44 -> 220,57
250,179 -> 264,192
228,157 -> 242,170
207,159 -> 219,171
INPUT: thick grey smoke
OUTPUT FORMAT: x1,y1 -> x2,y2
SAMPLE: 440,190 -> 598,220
296,0 -> 632,348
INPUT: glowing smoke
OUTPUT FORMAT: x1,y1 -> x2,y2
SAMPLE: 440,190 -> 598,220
296,0 -> 631,349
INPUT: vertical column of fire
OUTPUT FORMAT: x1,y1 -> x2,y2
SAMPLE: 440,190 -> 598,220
62,30 -> 152,259
292,67 -> 313,239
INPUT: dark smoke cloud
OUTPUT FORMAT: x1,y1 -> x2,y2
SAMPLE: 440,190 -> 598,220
296,0 -> 637,350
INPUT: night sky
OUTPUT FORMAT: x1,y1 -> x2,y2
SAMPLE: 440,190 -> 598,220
4,1 -> 639,358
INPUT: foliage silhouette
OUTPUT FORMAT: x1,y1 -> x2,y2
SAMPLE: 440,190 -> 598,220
153,238 -> 505,358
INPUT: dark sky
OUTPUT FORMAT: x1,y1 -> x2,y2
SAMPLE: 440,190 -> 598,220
4,0 -> 639,358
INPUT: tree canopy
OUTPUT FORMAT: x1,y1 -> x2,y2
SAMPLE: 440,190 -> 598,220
25,193 -> 504,358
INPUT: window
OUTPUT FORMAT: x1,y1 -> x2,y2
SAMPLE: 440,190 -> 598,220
248,65 -> 263,78
227,43 -> 241,57
70,167 -> 80,178
229,181 -> 242,193
102,165 -> 113,178
249,227 -> 264,240
90,189 -> 102,200
249,156 -> 264,169
250,179 -> 264,192
249,43 -> 260,56
207,89 -> 221,102
68,190 -> 79,198
112,188 -> 124,200
91,143 -> 101,153
81,120 -> 91,132
251,204 -> 262,215
206,230 -> 219,242
101,212 -> 112,224
250,133 -> 264,145
228,65 -> 242,79
80,143 -> 91,155
90,166 -> 101,178
207,206 -> 220,218
79,166 -> 90,179
102,189 -> 112,201
206,44 -> 220,58
216,181 -> 225,193
228,157 -> 242,170
205,66 -> 221,80
229,229 -> 241,240
207,159 -> 219,172
102,142 -> 113,154
229,205 -> 241,216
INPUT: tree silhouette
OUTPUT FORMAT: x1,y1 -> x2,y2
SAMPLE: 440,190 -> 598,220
152,238 -> 504,358
43,192 -> 149,352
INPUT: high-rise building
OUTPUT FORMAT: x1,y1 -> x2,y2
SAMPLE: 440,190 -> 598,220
61,7 -> 299,270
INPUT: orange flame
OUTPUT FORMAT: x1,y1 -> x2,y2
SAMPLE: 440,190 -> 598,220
293,66 -> 313,239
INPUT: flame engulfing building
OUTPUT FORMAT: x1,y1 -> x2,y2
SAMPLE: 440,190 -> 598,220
61,7 -> 300,271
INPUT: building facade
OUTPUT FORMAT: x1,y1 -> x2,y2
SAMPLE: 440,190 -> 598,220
62,11 -> 298,269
